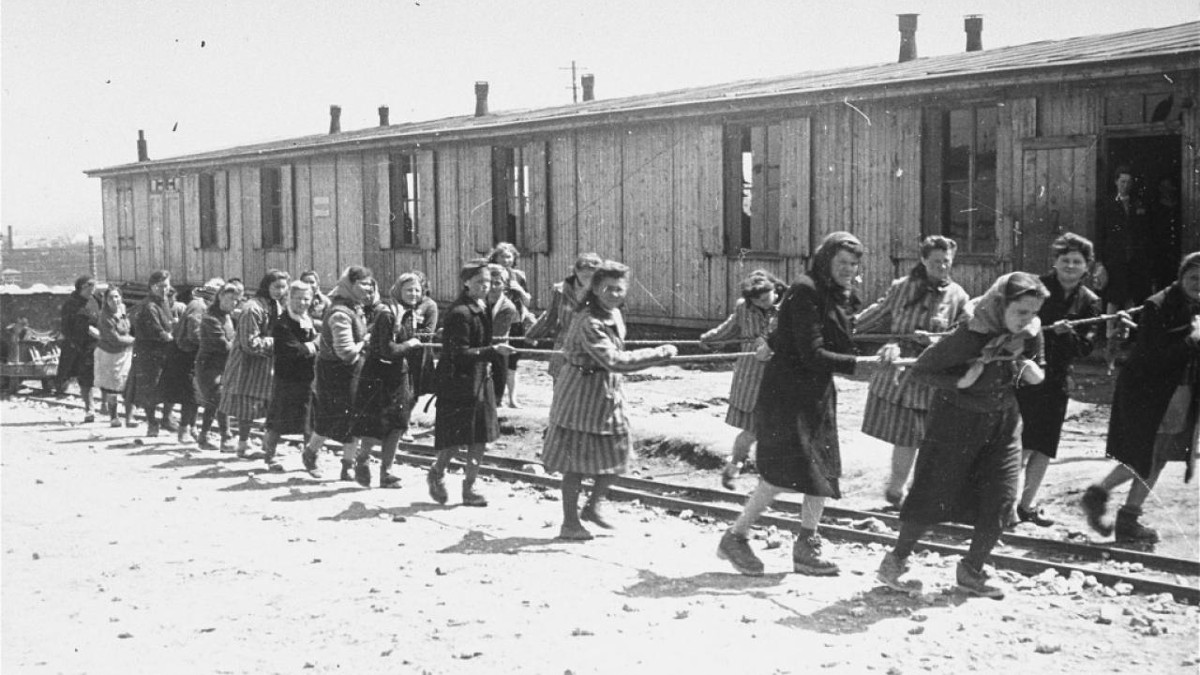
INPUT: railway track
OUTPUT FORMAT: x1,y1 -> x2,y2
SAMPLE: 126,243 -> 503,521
12,389 -> 1200,603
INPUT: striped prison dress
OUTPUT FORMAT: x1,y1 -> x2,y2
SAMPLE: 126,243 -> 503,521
218,297 -> 277,421
855,275 -> 969,447
699,298 -> 777,431
541,308 -> 674,475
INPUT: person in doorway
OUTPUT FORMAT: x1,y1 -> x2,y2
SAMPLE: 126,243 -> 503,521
699,269 -> 785,490
855,235 -> 970,508
527,252 -> 602,379
1149,176 -> 1182,293
1095,165 -> 1151,321
260,280 -> 319,472
56,274 -> 101,422
543,260 -> 676,539
876,272 -> 1047,599
426,259 -> 516,507
1081,251 -> 1200,545
717,232 -> 887,577
1013,234 -> 1101,527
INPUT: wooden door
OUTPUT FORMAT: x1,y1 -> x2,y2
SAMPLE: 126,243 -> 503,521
1017,136 -> 1097,274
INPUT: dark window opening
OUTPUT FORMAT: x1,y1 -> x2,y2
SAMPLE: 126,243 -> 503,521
199,172 -> 218,249
492,147 -> 528,246
724,122 -> 781,252
388,153 -> 418,248
940,106 -> 997,254
260,166 -> 284,248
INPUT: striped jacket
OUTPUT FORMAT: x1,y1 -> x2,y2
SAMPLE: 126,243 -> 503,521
548,308 -> 673,435
527,276 -> 587,378
221,297 -> 276,403
700,298 -> 776,414
855,275 -> 969,409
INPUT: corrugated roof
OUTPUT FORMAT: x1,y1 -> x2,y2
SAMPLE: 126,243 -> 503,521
86,21 -> 1199,176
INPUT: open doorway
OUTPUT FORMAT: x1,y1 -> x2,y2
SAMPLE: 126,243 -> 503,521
1103,134 -> 1182,294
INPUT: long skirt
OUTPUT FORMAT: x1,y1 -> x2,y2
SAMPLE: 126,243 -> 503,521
312,359 -> 359,443
1153,385 -> 1198,478
861,394 -> 926,448
93,347 -> 131,394
541,425 -> 631,475
265,376 -> 314,436
58,340 -> 95,389
218,348 -> 272,420
351,359 -> 413,440
754,379 -> 842,498
130,341 -> 170,408
193,353 -> 227,409
157,344 -> 197,406
900,392 -> 1021,529
1015,378 -> 1070,458
434,373 -> 499,448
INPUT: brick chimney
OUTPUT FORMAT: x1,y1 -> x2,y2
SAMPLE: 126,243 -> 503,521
136,130 -> 149,162
475,81 -> 489,117
581,74 -> 595,102
965,15 -> 983,52
378,105 -> 390,126
329,105 -> 342,134
898,14 -> 918,63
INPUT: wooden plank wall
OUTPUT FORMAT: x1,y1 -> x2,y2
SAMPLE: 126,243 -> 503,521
621,124 -> 675,317
575,128 -> 623,259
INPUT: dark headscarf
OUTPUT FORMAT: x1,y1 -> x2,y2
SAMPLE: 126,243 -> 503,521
808,231 -> 863,310
331,265 -> 373,306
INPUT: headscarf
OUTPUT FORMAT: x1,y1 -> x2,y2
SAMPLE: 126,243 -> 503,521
957,272 -> 1047,387
808,231 -> 863,309
330,266 -> 373,306
193,277 -> 225,304
392,272 -> 423,307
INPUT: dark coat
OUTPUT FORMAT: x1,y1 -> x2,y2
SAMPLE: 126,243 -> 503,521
1106,284 -> 1200,479
57,291 -> 100,382
1097,194 -> 1152,306
753,275 -> 858,497
434,292 -> 504,448
352,301 -> 419,439
265,311 -> 318,435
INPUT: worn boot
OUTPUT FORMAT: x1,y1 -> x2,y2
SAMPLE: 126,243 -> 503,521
339,460 -> 355,482
1115,506 -> 1159,544
426,469 -> 448,504
792,533 -> 839,576
462,480 -> 488,507
876,551 -> 923,594
580,500 -> 614,529
354,461 -> 372,487
1081,485 -> 1113,536
956,560 -> 1005,599
717,530 -> 764,576
301,449 -> 321,478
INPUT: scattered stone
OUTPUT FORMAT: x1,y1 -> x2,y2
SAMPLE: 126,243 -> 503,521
674,610 -> 689,619
454,651 -> 482,660
31,552 -> 40,560
621,604 -> 638,613
199,627 -> 216,633
1035,642 -> 1062,655
35,479 -> 43,485
1096,606 -> 1117,625
910,613 -> 928,623
1113,582 -> 1133,596
908,625 -> 925,635
678,509 -> 694,520
117,632 -> 133,639
849,606 -> 868,618
435,567 -> 446,576
392,515 -> 407,523
571,628 -> 593,637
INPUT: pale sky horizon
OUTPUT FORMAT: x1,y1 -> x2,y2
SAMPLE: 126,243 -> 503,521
2,0 -> 1196,239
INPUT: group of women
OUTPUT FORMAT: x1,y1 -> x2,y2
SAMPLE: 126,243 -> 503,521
51,229 -> 1199,601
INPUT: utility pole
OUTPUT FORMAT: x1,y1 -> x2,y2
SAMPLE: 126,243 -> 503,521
560,60 -> 585,103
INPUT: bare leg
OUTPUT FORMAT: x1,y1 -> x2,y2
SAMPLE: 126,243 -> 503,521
731,479 -> 786,536
1123,459 -> 1168,511
1018,449 -> 1051,510
506,367 -> 521,407
886,445 -> 918,504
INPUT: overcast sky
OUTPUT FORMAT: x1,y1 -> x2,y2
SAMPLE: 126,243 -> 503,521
2,0 -> 1196,239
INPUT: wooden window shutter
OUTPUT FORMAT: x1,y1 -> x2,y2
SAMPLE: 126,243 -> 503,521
246,167 -> 263,250
778,117 -> 812,257
214,171 -> 230,250
713,125 -> 740,255
416,150 -> 438,251
185,173 -> 201,250
524,141 -> 549,253
281,164 -> 295,249
475,146 -> 497,254
377,156 -> 392,249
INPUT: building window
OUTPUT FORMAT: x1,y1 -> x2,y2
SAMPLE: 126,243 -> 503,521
724,122 -> 781,252
492,146 -> 529,246
941,106 -> 997,254
388,152 -> 419,247
198,173 -> 219,249
260,166 -> 284,248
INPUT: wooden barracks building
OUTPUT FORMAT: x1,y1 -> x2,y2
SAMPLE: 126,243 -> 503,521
86,18 -> 1199,328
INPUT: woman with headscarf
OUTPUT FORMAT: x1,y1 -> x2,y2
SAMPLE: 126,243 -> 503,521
876,272 -> 1047,599
218,269 -> 289,456
426,259 -> 516,507
260,280 -> 320,472
56,274 -> 101,422
527,252 -> 602,380
194,284 -> 239,450
718,232 -> 886,577
93,285 -> 134,426
348,272 -> 425,487
699,269 -> 786,490
1081,251 -> 1200,545
544,261 -> 677,540
130,270 -> 175,436
855,236 -> 970,507
304,266 -> 373,480
160,278 -> 223,445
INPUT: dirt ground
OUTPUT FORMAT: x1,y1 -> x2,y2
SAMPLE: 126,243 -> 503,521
3,361 -> 1199,674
